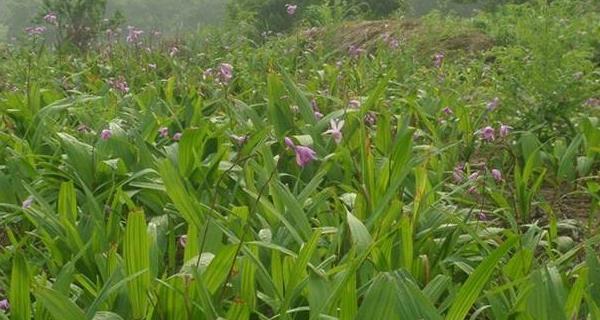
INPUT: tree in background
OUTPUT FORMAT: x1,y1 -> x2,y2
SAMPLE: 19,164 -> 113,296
40,0 -> 123,50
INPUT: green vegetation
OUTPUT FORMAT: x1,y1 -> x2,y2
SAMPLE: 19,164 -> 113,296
0,0 -> 599,319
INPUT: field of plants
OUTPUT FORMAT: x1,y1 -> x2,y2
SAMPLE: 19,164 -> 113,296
0,0 -> 599,319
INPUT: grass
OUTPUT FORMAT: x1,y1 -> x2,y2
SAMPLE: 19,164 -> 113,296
0,0 -> 599,319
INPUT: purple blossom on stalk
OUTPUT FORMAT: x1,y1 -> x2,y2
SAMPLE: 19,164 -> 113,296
364,111 -> 377,126
25,26 -> 47,36
43,13 -> 57,25
108,77 -> 129,94
480,126 -> 495,142
284,137 -> 317,167
169,46 -> 179,57
314,111 -> 324,120
324,119 -> 345,144
499,124 -> 511,138
173,132 -> 182,141
491,169 -> 503,182
442,106 -> 454,116
22,197 -> 34,209
453,163 -> 465,182
218,63 -> 233,84
285,4 -> 297,15
348,45 -> 365,58
100,129 -> 112,140
126,26 -> 144,43
584,98 -> 600,107
487,97 -> 500,111
478,211 -> 488,221
468,171 -> 480,181
158,127 -> 169,138
433,53 -> 445,68
0,299 -> 8,311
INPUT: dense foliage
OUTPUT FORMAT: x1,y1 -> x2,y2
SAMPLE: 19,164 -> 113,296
0,0 -> 599,319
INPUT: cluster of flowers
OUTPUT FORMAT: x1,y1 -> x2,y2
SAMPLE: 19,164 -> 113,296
203,63 -> 234,84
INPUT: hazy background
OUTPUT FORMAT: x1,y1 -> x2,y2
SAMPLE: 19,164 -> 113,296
0,0 -> 489,42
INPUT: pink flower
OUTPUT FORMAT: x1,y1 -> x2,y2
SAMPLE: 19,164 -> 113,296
348,45 -> 365,58
25,26 -> 47,36
158,127 -> 169,138
325,119 -> 345,144
126,26 -> 144,43
480,126 -> 495,142
173,132 -> 182,141
108,77 -> 129,94
169,46 -> 179,57
364,112 -> 377,126
487,97 -> 500,111
453,163 -> 465,182
22,197 -> 33,209
284,137 -> 317,167
584,98 -> 600,107
433,53 -> 445,68
499,124 -> 511,137
0,299 -> 8,311
491,169 -> 502,182
218,63 -> 233,84
100,129 -> 112,140
478,211 -> 488,221
285,4 -> 297,15
442,106 -> 454,116
468,171 -> 480,181
43,13 -> 57,25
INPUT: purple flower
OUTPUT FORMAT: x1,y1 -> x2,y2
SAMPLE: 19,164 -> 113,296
453,163 -> 465,182
285,4 -> 298,15
218,63 -> 233,84
108,77 -> 129,94
25,26 -> 47,36
478,211 -> 488,221
284,137 -> 296,149
325,119 -> 345,144
169,46 -> 179,57
480,126 -> 495,142
0,299 -> 8,311
43,13 -> 57,25
126,26 -> 144,43
433,53 -> 445,68
364,111 -> 377,127
314,111 -> 324,120
442,106 -> 454,116
491,169 -> 502,182
284,137 -> 317,167
100,129 -> 112,140
487,97 -> 500,111
294,146 -> 317,167
22,197 -> 34,209
348,45 -> 365,58
159,127 -> 169,138
468,171 -> 480,181
584,98 -> 600,107
173,132 -> 182,141
499,124 -> 511,138
348,99 -> 361,109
